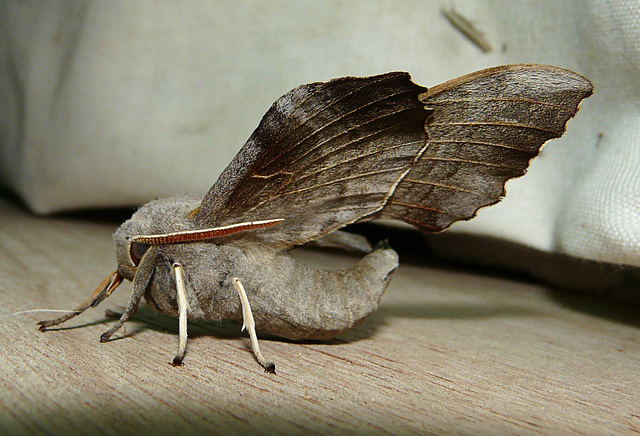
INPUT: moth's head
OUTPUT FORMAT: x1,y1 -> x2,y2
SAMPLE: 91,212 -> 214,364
114,195 -> 202,281
112,194 -> 284,281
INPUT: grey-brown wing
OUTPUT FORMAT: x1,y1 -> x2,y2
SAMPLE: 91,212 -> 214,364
372,64 -> 593,231
194,72 -> 431,244
194,65 -> 592,245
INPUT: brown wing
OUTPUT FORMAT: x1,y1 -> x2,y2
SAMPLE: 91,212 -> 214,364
194,72 -> 431,244
195,65 -> 593,244
373,64 -> 593,231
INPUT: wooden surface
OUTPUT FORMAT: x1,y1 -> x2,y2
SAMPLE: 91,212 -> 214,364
1,194 -> 639,435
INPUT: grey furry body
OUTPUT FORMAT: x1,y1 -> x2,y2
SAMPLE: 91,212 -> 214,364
115,196 -> 399,340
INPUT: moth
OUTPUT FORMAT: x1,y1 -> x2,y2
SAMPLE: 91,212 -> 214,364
39,64 -> 593,373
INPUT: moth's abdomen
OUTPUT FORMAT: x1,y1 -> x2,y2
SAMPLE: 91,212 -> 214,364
247,242 -> 399,340
142,240 -> 398,340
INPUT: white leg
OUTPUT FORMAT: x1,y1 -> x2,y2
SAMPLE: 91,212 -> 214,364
232,277 -> 276,373
172,263 -> 190,366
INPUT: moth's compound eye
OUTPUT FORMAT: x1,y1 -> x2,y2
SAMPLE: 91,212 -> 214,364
130,242 -> 150,266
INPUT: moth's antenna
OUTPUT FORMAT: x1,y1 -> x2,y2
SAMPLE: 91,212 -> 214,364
13,309 -> 82,315
130,218 -> 284,245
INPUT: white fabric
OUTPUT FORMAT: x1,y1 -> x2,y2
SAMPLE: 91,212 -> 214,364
0,0 -> 638,267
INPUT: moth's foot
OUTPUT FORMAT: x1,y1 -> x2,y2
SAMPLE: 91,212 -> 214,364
263,362 -> 276,374
37,316 -> 69,331
37,271 -> 125,334
171,356 -> 185,367
99,331 -> 112,343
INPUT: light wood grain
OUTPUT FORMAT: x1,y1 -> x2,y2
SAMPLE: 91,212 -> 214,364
1,195 -> 638,435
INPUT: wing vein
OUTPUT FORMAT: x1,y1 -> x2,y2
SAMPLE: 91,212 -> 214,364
253,167 -> 407,206
267,74 -> 393,148
402,178 -> 490,197
428,121 -> 562,135
425,97 -> 568,109
258,79 -> 413,171
388,200 -> 450,215
296,139 -> 423,181
258,89 -> 418,173
427,139 -> 538,153
419,156 -> 523,169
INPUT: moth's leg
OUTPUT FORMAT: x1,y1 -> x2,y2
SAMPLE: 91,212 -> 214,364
100,247 -> 157,342
98,287 -> 144,342
171,263 -> 190,366
232,278 -> 276,374
38,270 -> 123,331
